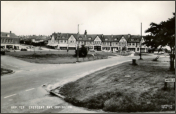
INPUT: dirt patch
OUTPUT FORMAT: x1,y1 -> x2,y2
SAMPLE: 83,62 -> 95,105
58,57 -> 175,112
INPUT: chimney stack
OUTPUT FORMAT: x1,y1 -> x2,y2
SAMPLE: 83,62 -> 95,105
128,34 -> 131,38
10,31 -> 11,34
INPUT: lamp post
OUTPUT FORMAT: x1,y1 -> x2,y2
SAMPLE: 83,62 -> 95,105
77,24 -> 80,62
139,23 -> 143,60
76,23 -> 83,62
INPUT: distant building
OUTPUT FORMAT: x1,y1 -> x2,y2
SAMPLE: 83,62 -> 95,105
47,32 -> 149,52
20,35 -> 51,46
1,31 -> 21,50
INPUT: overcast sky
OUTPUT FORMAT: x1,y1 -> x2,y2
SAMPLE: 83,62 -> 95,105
1,1 -> 175,36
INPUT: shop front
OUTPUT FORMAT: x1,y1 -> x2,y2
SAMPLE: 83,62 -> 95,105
94,46 -> 101,51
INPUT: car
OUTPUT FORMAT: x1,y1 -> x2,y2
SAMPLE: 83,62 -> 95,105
21,48 -> 27,51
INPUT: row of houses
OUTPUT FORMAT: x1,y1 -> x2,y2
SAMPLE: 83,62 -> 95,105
47,32 -> 148,52
1,31 -> 149,52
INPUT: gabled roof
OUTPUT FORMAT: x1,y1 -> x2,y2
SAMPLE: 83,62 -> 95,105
1,32 -> 18,38
50,32 -> 146,43
102,34 -> 129,42
85,34 -> 102,41
55,33 -> 78,40
76,34 -> 101,41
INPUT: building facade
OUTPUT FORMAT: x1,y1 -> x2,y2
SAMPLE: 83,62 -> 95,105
47,32 -> 148,52
1,31 -> 21,50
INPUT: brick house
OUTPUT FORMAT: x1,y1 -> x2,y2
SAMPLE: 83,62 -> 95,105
1,31 -> 21,50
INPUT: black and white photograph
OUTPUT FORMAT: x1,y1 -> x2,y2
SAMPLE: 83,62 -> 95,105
1,1 -> 175,113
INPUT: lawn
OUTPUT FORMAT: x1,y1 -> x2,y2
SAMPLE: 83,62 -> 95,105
5,50 -> 116,64
57,57 -> 175,112
134,52 -> 154,56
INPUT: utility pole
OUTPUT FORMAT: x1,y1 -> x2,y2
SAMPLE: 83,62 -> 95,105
139,23 -> 143,60
77,24 -> 79,62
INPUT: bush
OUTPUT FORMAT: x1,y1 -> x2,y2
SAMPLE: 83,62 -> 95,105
75,45 -> 88,57
1,51 -> 5,55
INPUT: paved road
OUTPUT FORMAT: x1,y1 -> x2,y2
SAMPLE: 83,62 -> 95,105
1,55 -> 157,113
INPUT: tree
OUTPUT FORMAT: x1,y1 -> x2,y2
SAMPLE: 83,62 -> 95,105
144,13 -> 175,71
122,46 -> 127,51
84,30 -> 87,35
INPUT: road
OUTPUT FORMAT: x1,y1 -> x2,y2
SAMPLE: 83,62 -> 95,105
1,55 -> 157,113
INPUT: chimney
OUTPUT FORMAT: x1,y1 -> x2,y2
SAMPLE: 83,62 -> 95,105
84,30 -> 87,37
10,31 -> 11,34
111,34 -> 113,38
128,34 -> 130,38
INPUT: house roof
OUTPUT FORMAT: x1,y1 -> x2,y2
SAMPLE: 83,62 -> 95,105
102,35 -> 114,42
1,36 -> 20,40
55,33 -> 103,41
77,34 -> 102,41
54,33 -> 78,40
49,32 -> 145,43
127,35 -> 142,43
1,32 -> 18,38
102,34 -> 130,42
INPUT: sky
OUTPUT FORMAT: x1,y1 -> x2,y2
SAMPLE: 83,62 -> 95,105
1,1 -> 175,36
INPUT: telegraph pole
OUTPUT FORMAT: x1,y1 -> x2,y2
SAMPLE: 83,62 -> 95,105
139,23 -> 143,60
77,24 -> 79,62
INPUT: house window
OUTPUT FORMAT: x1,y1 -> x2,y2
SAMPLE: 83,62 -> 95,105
131,39 -> 134,41
62,37 -> 65,39
105,39 -> 108,41
79,38 -> 82,40
114,38 -> 117,41
88,38 -> 91,40
137,48 -> 139,51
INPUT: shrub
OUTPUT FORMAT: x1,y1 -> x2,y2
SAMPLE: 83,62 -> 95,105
1,51 -> 5,55
75,45 -> 88,57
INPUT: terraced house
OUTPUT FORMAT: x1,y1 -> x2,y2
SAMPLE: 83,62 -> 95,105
47,32 -> 148,52
1,31 -> 21,50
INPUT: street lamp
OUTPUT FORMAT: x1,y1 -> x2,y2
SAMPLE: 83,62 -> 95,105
139,23 -> 143,60
76,24 -> 83,62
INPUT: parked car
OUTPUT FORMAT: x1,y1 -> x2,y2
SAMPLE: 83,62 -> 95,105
1,48 -> 5,55
21,48 -> 27,51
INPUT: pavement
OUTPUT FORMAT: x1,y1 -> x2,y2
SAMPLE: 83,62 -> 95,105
1,54 -> 162,113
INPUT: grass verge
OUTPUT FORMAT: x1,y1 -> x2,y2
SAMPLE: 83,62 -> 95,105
5,51 -> 116,64
58,57 -> 175,112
